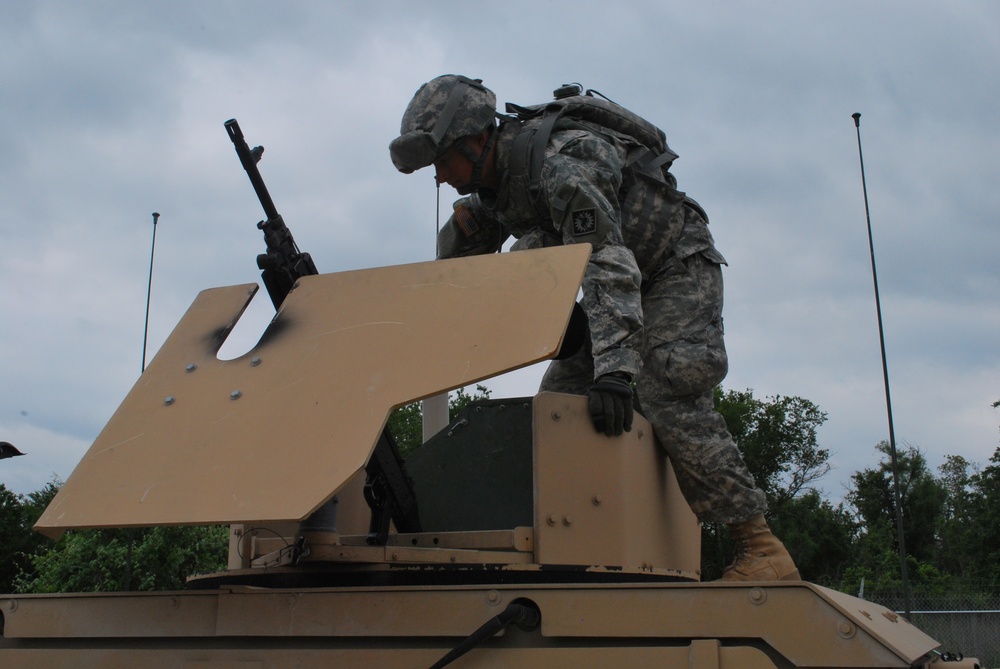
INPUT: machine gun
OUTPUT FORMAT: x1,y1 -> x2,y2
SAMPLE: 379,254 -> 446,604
224,119 -> 318,309
225,118 -> 420,544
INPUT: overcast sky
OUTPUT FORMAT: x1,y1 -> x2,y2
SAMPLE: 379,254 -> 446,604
1,1 -> 997,505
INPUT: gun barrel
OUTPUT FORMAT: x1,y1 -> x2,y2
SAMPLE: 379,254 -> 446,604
225,118 -> 280,222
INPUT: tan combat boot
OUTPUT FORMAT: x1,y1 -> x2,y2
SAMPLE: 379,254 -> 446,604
721,513 -> 801,582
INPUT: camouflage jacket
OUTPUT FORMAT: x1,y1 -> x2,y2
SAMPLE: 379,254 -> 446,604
438,118 -> 723,381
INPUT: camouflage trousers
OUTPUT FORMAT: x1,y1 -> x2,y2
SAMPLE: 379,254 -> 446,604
540,250 -> 767,525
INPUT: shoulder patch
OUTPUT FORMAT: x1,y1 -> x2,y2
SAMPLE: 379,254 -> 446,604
453,205 -> 480,238
571,208 -> 598,236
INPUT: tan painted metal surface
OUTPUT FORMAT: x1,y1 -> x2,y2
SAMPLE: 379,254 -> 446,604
34,246 -> 590,536
533,392 -> 700,577
0,646 -> 780,669
0,582 -> 940,668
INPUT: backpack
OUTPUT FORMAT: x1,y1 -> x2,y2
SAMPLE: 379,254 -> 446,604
504,84 -> 680,205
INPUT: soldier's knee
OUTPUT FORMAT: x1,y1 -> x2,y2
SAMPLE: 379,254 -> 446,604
642,325 -> 728,398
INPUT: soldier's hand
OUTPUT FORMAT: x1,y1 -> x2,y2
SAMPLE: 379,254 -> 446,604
587,373 -> 634,437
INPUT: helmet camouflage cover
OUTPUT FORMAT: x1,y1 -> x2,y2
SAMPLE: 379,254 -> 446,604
389,75 -> 497,173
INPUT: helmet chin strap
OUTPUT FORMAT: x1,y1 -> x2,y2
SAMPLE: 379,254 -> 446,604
454,125 -> 497,196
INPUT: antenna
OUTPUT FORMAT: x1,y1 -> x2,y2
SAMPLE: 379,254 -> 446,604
422,176 -> 450,442
142,212 -> 160,373
852,112 -> 911,616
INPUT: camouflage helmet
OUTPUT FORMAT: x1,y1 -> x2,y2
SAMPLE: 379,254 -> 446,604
389,75 -> 497,174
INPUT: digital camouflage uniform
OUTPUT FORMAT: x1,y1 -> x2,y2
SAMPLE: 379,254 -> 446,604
438,116 -> 767,525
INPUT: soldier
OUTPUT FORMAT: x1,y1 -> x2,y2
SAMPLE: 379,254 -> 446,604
389,75 -> 799,582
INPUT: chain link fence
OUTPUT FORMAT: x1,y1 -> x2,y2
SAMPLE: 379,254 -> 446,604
860,591 -> 1000,668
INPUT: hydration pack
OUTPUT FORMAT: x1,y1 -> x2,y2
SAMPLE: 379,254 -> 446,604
504,84 -> 680,202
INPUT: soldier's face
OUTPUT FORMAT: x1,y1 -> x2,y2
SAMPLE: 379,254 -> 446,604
433,143 -> 474,191
433,131 -> 495,194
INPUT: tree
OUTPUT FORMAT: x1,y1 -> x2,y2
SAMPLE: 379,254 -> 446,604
846,441 -> 945,565
769,490 -> 855,586
17,525 -> 229,593
702,387 -> 836,580
841,441 -> 950,600
936,454 -> 980,580
9,480 -> 228,594
387,399 -> 423,456
0,484 -> 30,593
713,388 -> 830,510
965,446 -> 1000,585
0,480 -> 59,593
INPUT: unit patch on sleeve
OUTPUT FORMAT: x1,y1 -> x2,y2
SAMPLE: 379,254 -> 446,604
454,205 -> 480,238
571,208 -> 598,236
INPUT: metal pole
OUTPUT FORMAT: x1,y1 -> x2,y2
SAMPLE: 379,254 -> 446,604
852,113 -> 911,617
142,212 -> 160,373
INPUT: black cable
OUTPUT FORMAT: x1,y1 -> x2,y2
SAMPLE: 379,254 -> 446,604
427,602 -> 540,669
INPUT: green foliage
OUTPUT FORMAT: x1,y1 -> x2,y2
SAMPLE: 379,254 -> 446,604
388,401 -> 423,456
17,525 -> 229,593
0,484 -> 31,592
965,446 -> 1000,585
450,385 -> 493,413
1,479 -> 227,594
389,384 -> 492,456
936,454 -> 980,579
0,480 -> 59,593
835,442 -> 1000,602
703,387 -> 836,580
846,441 -> 946,564
770,490 -> 855,585
713,387 -> 830,510
698,523 -> 729,581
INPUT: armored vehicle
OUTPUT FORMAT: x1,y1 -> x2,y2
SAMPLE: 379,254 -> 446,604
0,122 -> 979,668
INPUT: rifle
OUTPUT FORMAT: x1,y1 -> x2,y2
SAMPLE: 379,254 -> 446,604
225,118 -> 420,544
224,118 -> 318,309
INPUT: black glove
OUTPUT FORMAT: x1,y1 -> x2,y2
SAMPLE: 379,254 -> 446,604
588,374 -> 634,437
